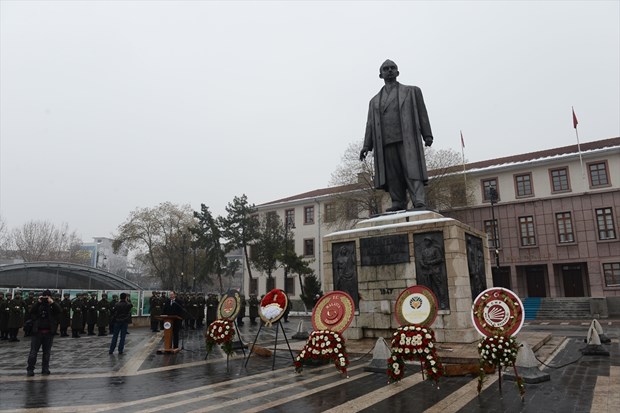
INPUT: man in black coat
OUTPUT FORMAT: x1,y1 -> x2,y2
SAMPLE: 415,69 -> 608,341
26,290 -> 61,376
162,291 -> 184,349
109,293 -> 133,355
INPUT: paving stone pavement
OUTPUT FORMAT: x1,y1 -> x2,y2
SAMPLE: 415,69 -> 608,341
0,317 -> 618,413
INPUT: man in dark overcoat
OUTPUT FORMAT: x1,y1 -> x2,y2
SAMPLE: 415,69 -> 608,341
59,293 -> 72,337
360,59 -> 434,211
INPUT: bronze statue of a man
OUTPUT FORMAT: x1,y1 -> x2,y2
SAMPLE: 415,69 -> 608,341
360,59 -> 434,211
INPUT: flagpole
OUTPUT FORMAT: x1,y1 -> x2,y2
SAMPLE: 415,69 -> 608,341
572,107 -> 585,183
460,130 -> 467,188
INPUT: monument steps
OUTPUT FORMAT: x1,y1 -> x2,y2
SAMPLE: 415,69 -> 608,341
534,297 -> 591,319
523,297 -> 542,320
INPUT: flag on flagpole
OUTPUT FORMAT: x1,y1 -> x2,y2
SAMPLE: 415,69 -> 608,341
460,130 -> 465,148
572,107 -> 579,129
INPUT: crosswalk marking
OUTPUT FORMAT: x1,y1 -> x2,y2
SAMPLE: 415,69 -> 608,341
322,372 -> 423,413
183,365 -> 368,413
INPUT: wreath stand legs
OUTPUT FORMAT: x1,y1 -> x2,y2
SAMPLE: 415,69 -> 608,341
233,320 -> 247,357
244,322 -> 264,368
498,367 -> 502,393
244,321 -> 295,371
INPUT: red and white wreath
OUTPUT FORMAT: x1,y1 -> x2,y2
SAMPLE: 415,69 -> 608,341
388,325 -> 443,383
205,319 -> 235,356
295,330 -> 349,375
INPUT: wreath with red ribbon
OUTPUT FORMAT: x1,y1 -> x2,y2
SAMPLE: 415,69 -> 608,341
477,335 -> 525,399
388,325 -> 443,383
295,330 -> 349,375
205,319 -> 235,356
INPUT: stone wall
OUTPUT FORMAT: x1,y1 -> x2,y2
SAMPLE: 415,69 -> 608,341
323,211 -> 493,344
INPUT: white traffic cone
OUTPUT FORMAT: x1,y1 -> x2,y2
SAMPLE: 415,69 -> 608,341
364,337 -> 391,373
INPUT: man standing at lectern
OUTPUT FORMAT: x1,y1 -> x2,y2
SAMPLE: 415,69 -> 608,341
163,291 -> 184,349
360,59 -> 434,211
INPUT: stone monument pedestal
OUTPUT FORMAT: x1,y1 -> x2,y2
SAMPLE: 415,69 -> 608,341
323,210 -> 492,344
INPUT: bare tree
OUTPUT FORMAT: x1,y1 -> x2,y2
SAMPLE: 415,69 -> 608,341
425,147 -> 474,211
327,140 -> 472,225
328,140 -> 381,229
9,220 -> 86,263
0,215 -> 9,254
112,202 -> 195,290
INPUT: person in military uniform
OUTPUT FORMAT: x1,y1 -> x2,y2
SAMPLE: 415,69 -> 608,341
70,294 -> 84,338
79,293 -> 88,334
23,292 -> 37,337
97,293 -> 110,336
237,294 -> 246,326
109,294 -> 118,332
206,293 -> 218,326
0,292 -> 8,340
248,294 -> 259,325
52,292 -> 61,335
283,295 -> 292,323
85,293 -> 98,335
158,292 -> 166,330
59,293 -> 71,337
196,292 -> 206,328
181,293 -> 195,330
8,291 -> 25,342
149,291 -> 162,332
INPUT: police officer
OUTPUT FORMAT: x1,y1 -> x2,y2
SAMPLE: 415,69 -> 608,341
97,293 -> 110,336
59,293 -> 71,337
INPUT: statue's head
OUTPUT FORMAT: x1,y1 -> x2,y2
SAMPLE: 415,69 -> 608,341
379,59 -> 399,81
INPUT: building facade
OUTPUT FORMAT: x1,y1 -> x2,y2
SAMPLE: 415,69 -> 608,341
444,137 -> 620,299
243,137 -> 620,304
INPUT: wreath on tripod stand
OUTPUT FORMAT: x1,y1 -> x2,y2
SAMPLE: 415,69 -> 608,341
205,319 -> 235,356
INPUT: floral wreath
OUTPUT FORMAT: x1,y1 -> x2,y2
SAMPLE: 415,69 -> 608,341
388,325 -> 443,384
477,335 -> 525,399
205,319 -> 235,357
295,330 -> 349,375
472,290 -> 523,337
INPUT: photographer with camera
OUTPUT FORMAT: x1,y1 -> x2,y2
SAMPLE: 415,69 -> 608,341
108,293 -> 133,355
26,290 -> 60,376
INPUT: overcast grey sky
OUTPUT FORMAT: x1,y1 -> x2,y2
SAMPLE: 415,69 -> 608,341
1,0 -> 618,241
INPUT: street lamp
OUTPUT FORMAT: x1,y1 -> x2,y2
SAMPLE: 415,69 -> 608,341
283,215 -> 296,293
489,187 -> 500,268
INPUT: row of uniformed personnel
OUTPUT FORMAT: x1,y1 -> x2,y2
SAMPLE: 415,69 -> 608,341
0,291 -> 126,341
147,291 -> 265,331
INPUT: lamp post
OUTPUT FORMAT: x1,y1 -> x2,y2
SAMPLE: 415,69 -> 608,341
283,215 -> 295,294
489,187 -> 500,268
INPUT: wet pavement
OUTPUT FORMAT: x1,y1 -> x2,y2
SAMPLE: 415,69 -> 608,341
0,317 -> 618,412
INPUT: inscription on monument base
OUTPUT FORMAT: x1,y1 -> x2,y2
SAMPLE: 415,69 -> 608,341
360,234 -> 410,266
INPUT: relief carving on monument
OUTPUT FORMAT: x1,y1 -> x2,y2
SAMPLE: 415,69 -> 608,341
332,241 -> 359,308
466,234 -> 487,301
414,232 -> 449,310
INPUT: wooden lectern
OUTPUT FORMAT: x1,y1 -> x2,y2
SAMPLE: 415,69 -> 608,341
156,315 -> 183,354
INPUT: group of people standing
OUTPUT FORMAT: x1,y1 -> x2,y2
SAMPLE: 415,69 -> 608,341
1,289 -> 134,376
0,290 -> 131,341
